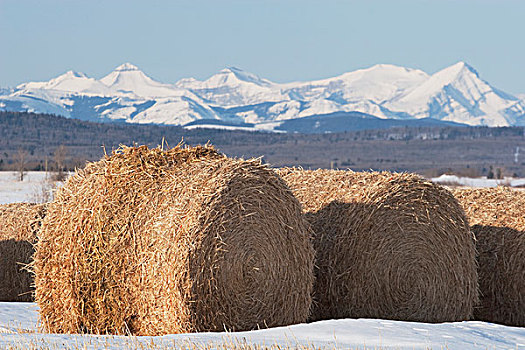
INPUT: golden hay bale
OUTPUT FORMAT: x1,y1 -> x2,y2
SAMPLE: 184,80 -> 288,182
34,145 -> 314,335
277,168 -> 478,323
452,187 -> 525,326
0,203 -> 46,302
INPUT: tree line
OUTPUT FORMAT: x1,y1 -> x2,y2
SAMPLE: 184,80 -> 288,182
1,111 -> 524,177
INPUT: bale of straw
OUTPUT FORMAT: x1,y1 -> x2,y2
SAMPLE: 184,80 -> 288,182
453,187 -> 525,326
34,145 -> 314,335
0,203 -> 46,302
277,168 -> 478,323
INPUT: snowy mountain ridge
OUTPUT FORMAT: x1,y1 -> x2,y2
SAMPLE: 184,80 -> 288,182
1,61 -> 524,131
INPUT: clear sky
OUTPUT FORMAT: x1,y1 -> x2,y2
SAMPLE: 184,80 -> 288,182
1,0 -> 524,94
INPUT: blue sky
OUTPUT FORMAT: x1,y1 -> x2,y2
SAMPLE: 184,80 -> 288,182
1,0 -> 524,94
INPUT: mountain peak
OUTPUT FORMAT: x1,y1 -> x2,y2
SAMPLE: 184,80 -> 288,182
113,63 -> 140,72
213,66 -> 272,87
367,63 -> 407,71
441,61 -> 480,78
451,60 -> 472,69
15,69 -> 110,94
405,61 -> 481,93
387,60 -> 522,127
62,70 -> 88,79
100,63 -> 148,88
334,63 -> 429,82
99,62 -> 184,98
222,66 -> 247,75
217,66 -> 249,77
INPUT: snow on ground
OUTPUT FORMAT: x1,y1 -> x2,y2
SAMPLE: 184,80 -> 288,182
0,172 -> 49,204
2,172 -> 524,205
431,174 -> 525,188
1,172 -> 524,348
0,303 -> 524,349
183,122 -> 286,133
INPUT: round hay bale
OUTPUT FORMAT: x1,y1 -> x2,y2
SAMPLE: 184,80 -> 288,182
453,187 -> 525,326
277,168 -> 478,323
0,203 -> 46,302
34,145 -> 314,335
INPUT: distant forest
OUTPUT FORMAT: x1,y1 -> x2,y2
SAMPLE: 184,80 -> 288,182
1,111 -> 524,177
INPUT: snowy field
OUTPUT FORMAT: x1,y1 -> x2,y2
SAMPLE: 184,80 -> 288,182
432,174 -> 525,188
0,172 -> 50,204
2,172 -> 525,205
1,171 -> 524,349
1,302 -> 524,349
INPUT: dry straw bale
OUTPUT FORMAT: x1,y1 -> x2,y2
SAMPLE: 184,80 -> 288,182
34,145 -> 314,335
277,168 -> 478,323
453,187 -> 525,326
0,203 -> 46,302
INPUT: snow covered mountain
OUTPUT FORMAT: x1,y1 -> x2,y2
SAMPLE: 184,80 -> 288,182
1,61 -> 524,131
385,62 -> 525,126
176,66 -> 285,107
18,70 -> 113,95
1,63 -> 219,125
100,63 -> 181,98
282,64 -> 429,103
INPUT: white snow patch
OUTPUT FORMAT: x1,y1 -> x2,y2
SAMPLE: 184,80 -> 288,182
183,123 -> 284,133
431,174 -> 525,188
0,172 -> 50,204
0,302 -> 523,349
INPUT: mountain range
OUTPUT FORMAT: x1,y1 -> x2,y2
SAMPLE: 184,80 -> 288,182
1,62 -> 524,132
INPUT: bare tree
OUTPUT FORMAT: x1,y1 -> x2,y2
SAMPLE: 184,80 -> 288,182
31,178 -> 57,203
496,167 -> 503,179
52,145 -> 68,181
14,148 -> 28,181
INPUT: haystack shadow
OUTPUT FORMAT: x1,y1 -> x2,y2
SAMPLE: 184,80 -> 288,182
305,198 -> 477,323
0,238 -> 35,302
472,224 -> 525,327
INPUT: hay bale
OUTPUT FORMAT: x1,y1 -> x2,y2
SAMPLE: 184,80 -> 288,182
453,187 -> 525,326
34,145 -> 314,335
0,203 -> 46,302
277,168 -> 478,323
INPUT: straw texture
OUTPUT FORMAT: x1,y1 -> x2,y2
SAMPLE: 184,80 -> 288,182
278,169 -> 478,323
34,145 -> 314,335
453,187 -> 525,326
0,203 -> 46,302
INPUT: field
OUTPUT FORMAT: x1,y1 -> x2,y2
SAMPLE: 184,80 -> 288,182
1,171 -> 523,206
1,302 -> 524,349
1,171 -> 525,349
0,172 -> 50,205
